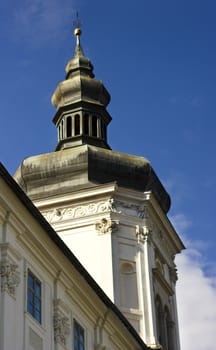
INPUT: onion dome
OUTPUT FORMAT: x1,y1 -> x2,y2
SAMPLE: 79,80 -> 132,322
52,26 -> 112,151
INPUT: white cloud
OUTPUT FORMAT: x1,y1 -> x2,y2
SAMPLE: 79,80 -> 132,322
12,0 -> 76,46
176,247 -> 216,350
169,212 -> 216,350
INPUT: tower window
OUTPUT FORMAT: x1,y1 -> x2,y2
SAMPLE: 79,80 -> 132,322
27,270 -> 41,323
92,116 -> 97,137
75,114 -> 80,135
101,121 -> 106,140
104,124 -> 107,140
66,116 -> 72,138
74,320 -> 85,350
83,113 -> 89,135
98,118 -> 102,138
61,120 -> 64,139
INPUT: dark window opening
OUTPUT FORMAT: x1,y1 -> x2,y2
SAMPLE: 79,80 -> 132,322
66,116 -> 72,138
83,114 -> 89,136
92,116 -> 97,137
75,114 -> 80,135
101,121 -> 107,140
61,120 -> 64,139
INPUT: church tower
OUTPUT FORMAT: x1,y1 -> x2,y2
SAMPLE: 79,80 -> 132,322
14,25 -> 184,349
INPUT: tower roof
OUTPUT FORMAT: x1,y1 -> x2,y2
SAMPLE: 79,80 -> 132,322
52,24 -> 111,151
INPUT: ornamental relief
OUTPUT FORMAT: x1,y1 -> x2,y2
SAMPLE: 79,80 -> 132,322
95,218 -> 119,235
53,298 -> 70,346
135,208 -> 155,244
136,225 -> 152,244
43,198 -> 119,223
42,198 -> 150,224
0,260 -> 20,297
53,311 -> 70,346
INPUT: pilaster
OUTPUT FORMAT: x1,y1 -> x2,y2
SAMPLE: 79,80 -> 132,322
0,243 -> 21,350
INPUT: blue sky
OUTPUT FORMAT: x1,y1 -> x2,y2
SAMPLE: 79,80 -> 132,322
1,1 -> 216,349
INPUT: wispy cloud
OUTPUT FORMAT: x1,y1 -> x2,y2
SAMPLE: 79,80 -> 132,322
12,0 -> 76,46
165,177 -> 192,209
170,213 -> 192,234
169,95 -> 204,107
191,96 -> 204,107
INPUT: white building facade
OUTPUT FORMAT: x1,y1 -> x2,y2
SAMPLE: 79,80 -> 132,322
0,163 -> 148,350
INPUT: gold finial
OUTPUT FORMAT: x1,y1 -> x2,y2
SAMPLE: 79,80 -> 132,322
73,12 -> 82,48
73,12 -> 82,36
74,27 -> 81,36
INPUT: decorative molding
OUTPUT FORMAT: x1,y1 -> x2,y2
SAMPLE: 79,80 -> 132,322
115,201 -> 146,218
53,311 -> 70,346
42,199 -> 150,224
43,198 -> 120,223
0,260 -> 20,297
95,218 -> 119,235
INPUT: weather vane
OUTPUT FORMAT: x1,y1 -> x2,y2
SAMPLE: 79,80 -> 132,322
73,12 -> 82,46
73,12 -> 82,30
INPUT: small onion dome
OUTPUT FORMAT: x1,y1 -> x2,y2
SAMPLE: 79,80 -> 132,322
52,26 -> 110,109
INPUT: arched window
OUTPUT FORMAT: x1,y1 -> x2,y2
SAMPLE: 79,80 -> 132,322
83,113 -> 89,135
66,116 -> 72,138
92,116 -> 97,137
74,114 -> 80,135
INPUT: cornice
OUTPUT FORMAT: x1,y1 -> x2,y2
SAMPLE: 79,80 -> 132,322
34,182 -> 118,209
145,192 -> 185,253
